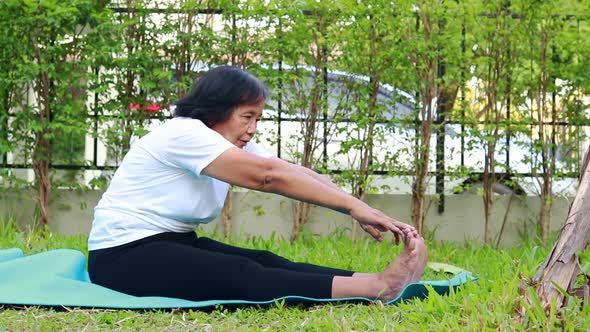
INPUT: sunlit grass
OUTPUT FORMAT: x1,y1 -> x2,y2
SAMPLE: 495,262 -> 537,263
0,218 -> 588,331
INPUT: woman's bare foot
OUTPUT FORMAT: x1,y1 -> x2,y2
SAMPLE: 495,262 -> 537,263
376,236 -> 428,301
409,238 -> 428,283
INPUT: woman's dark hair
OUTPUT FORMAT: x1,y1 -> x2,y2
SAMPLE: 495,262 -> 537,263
174,66 -> 269,126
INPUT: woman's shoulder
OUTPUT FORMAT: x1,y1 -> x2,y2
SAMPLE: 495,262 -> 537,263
133,118 -> 204,149
166,117 -> 207,129
154,117 -> 212,138
143,117 -> 229,149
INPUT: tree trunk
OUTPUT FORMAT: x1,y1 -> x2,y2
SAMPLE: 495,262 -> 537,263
539,189 -> 552,244
495,192 -> 515,248
411,181 -> 426,234
32,140 -> 51,227
411,112 -> 433,235
221,189 -> 233,237
290,43 -> 324,242
290,201 -> 311,242
483,177 -> 492,245
518,146 -> 590,316
32,43 -> 52,228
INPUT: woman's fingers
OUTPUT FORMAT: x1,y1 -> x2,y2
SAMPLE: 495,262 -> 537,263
375,224 -> 388,232
361,225 -> 384,242
393,232 -> 401,245
384,222 -> 404,245
351,204 -> 419,245
385,220 -> 422,245
392,221 -> 418,238
360,220 -> 404,244
359,219 -> 420,247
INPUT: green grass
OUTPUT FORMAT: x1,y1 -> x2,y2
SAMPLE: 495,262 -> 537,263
0,218 -> 588,331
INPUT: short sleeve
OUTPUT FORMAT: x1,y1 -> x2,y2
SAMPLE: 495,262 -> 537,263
244,140 -> 274,158
156,119 -> 235,175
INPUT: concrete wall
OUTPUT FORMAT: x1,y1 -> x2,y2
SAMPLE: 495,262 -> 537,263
0,189 -> 572,246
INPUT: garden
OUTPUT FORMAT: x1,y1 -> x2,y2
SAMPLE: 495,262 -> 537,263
0,220 -> 589,331
1,0 -> 590,330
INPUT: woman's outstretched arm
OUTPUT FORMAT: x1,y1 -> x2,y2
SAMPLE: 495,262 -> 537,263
286,162 -> 407,241
202,147 -> 417,242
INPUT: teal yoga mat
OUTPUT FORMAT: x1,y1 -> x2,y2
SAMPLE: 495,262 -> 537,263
0,248 -> 477,309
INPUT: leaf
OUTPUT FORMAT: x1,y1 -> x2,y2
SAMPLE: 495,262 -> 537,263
427,262 -> 472,275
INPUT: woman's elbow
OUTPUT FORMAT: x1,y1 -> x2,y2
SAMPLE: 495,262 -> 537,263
250,160 -> 282,192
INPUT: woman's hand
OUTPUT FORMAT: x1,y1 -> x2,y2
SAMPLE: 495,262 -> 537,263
349,201 -> 418,244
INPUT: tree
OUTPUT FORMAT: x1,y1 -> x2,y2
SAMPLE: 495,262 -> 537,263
334,0 -> 409,241
398,0 -> 463,234
265,1 -> 342,241
1,0 -> 107,226
468,0 -> 522,245
517,0 -> 590,317
96,0 -> 172,165
518,145 -> 590,317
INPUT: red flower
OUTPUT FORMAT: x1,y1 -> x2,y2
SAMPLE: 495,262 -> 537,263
129,102 -> 162,112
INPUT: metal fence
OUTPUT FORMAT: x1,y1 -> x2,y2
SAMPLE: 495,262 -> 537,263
2,5 -> 589,214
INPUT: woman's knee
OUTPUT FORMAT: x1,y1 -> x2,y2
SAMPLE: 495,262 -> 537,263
252,250 -> 292,267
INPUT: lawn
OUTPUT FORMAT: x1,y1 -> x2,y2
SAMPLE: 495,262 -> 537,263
0,219 -> 588,331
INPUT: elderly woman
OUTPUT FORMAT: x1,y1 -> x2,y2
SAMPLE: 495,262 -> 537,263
88,66 -> 427,302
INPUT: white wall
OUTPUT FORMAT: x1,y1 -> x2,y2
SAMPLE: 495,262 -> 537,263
0,189 -> 571,247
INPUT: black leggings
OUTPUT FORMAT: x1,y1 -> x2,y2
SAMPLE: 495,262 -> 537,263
88,232 -> 354,301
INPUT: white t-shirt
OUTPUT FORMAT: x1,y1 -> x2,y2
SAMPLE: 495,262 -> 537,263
88,117 -> 272,251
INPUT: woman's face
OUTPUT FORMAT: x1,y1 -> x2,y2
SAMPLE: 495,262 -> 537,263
211,102 -> 264,148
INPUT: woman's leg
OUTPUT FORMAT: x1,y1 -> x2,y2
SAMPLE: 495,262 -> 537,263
193,236 -> 354,276
89,237 -> 337,301
88,233 -> 427,302
191,237 -> 412,281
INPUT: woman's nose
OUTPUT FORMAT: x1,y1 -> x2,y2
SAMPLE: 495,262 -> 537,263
247,121 -> 257,134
